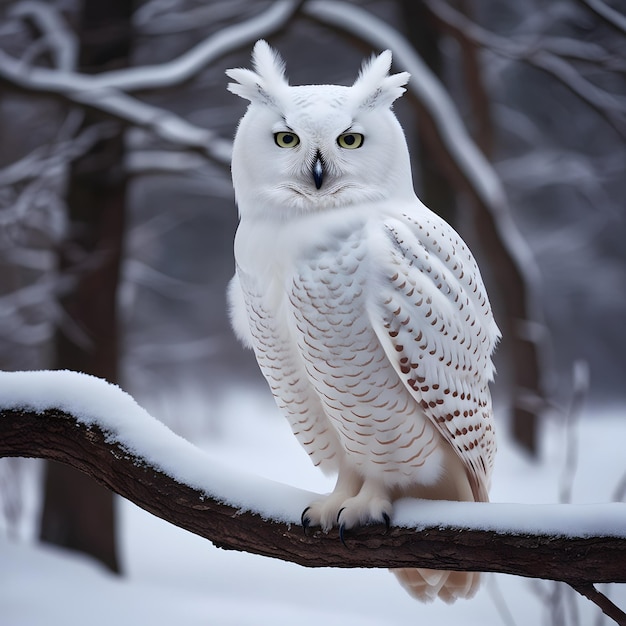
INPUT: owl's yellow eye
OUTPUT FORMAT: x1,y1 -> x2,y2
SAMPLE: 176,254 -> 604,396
337,133 -> 364,149
274,132 -> 300,148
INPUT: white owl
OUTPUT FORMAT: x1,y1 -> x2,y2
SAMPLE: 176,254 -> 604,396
226,40 -> 500,603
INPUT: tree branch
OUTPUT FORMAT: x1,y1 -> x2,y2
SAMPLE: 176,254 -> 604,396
578,0 -> 626,36
0,50 -> 232,165
9,0 -> 78,71
1,404 -> 625,586
6,0 -> 302,93
0,1 -> 308,167
572,583 -> 626,626
0,1 -> 309,166
425,0 -> 626,138
82,0 -> 302,92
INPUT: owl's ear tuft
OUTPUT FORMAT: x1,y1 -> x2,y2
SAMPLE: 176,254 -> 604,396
352,50 -> 410,110
226,40 -> 289,107
251,40 -> 288,86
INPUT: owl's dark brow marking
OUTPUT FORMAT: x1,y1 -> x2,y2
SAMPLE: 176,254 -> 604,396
280,116 -> 295,132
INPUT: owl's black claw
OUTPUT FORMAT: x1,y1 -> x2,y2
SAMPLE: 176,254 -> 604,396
336,507 -> 345,524
339,522 -> 348,548
336,508 -> 349,546
301,507 -> 311,534
382,512 -> 391,533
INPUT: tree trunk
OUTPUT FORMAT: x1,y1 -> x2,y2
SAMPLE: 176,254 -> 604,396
40,0 -> 133,573
400,0 -> 457,227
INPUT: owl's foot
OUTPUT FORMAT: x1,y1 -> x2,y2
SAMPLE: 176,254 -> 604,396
302,478 -> 392,541
336,487 -> 392,541
302,489 -> 357,532
302,465 -> 364,532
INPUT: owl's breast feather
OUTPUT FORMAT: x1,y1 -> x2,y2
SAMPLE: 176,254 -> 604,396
234,204 -> 383,309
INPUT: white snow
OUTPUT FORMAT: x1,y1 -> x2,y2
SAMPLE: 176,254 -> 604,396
393,499 -> 626,537
2,369 -> 625,537
1,371 -> 625,625
0,370 -> 315,523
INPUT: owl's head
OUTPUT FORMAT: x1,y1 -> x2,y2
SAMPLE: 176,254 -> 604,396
227,40 -> 414,219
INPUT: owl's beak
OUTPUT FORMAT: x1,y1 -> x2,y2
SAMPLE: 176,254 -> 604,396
312,155 -> 324,189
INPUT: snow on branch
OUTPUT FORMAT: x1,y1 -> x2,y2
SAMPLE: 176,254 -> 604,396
7,0 -> 301,93
579,0 -> 626,35
9,0 -> 78,71
82,0 -> 303,92
0,0 -> 304,166
135,0 -> 255,36
0,121 -> 114,189
1,370 -> 626,601
0,48 -> 232,166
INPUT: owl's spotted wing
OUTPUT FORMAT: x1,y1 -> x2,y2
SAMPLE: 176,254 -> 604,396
369,210 -> 500,501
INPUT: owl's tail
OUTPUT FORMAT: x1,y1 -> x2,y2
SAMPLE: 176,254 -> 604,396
391,568 -> 480,603
389,445 -> 488,603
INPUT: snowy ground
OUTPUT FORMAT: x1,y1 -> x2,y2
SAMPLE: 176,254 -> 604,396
1,383 -> 625,625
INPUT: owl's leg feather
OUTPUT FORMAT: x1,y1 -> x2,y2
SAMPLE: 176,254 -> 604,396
335,478 -> 393,531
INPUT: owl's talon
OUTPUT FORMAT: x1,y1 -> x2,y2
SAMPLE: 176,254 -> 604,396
339,522 -> 348,548
337,508 -> 348,547
382,512 -> 391,532
336,507 -> 345,524
301,507 -> 311,534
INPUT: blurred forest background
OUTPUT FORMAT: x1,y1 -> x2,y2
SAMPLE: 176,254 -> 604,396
0,0 -> 624,582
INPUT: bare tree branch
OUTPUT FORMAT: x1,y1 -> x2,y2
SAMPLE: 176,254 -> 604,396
0,50 -> 232,165
0,121 -> 115,188
0,1 -> 304,166
572,583 -> 626,626
135,0 -> 255,36
9,0 -> 78,71
425,0 -> 626,138
559,360 -> 590,505
7,0 -> 302,93
578,0 -> 626,36
0,0 -> 306,166
119,0 -> 303,90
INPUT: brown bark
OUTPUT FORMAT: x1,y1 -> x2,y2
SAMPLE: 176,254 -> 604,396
3,406 -> 626,589
573,583 -> 626,626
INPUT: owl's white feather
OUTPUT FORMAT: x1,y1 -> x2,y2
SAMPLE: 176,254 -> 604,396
227,41 -> 500,604
226,40 -> 289,107
226,273 -> 255,349
351,49 -> 410,110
